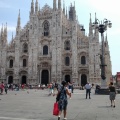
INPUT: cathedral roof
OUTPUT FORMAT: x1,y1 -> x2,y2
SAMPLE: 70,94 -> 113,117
41,4 -> 52,14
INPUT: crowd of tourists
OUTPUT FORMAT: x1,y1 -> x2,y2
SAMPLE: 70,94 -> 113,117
0,82 -> 35,94
0,80 -> 117,120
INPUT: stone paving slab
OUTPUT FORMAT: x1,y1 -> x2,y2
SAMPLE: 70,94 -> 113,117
0,89 -> 120,120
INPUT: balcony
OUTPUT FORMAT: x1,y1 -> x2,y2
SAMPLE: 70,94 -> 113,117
62,65 -> 72,72
38,53 -> 52,61
19,67 -> 28,72
6,68 -> 14,74
79,64 -> 89,69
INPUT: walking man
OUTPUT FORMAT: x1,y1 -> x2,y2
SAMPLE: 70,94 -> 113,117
85,82 -> 92,99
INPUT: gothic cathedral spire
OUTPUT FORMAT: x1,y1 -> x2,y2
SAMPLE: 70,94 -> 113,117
0,24 -> 3,38
66,7 -> 67,18
89,13 -> 93,36
31,0 -> 34,14
16,9 -> 21,35
53,0 -> 56,11
63,0 -> 65,14
0,24 -> 3,43
38,4 -> 40,16
35,0 -> 38,14
58,0 -> 61,9
4,23 -> 7,43
17,9 -> 21,29
94,12 -> 99,36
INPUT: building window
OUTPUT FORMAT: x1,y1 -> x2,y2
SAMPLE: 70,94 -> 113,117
9,59 -> 13,68
23,43 -> 28,53
43,45 -> 48,55
81,56 -> 86,65
23,59 -> 27,67
65,57 -> 70,66
43,21 -> 49,36
64,41 -> 70,50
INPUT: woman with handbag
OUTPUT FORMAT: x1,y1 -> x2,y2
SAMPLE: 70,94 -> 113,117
57,81 -> 71,120
109,82 -> 116,107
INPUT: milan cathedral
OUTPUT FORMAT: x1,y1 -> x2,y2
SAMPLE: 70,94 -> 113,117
0,0 -> 112,86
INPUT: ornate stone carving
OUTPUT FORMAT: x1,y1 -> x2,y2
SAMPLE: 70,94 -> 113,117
41,4 -> 52,15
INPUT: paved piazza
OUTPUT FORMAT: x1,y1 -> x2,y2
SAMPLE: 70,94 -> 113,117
0,89 -> 120,120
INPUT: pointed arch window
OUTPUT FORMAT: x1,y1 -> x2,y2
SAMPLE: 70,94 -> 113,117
65,57 -> 70,66
43,21 -> 49,36
9,59 -> 13,68
23,59 -> 27,67
43,45 -> 48,55
23,43 -> 28,53
81,56 -> 86,65
64,40 -> 70,50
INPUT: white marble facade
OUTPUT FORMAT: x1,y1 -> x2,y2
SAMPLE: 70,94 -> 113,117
0,0 -> 112,86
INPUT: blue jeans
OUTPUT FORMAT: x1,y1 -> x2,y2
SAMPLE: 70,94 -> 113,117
86,89 -> 91,98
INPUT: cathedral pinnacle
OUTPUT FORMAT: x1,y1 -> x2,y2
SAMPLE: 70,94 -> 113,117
1,24 -> 4,38
38,4 -> 40,15
66,7 -> 67,18
53,0 -> 56,11
95,12 -> 97,23
74,1 -> 75,8
4,23 -> 7,43
4,23 -> 7,37
90,13 -> 92,24
0,24 -> 3,40
17,9 -> 21,28
16,10 -> 21,35
89,13 -> 93,36
1,24 -> 3,34
31,0 -> 34,14
58,0 -> 61,9
69,2 -> 76,21
63,0 -> 65,14
35,0 -> 38,14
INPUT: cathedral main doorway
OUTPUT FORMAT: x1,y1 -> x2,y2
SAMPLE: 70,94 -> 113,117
41,70 -> 49,86
8,76 -> 13,84
81,74 -> 87,86
65,75 -> 70,83
21,76 -> 27,84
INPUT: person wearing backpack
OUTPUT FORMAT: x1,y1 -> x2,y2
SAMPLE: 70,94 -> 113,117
57,81 -> 71,120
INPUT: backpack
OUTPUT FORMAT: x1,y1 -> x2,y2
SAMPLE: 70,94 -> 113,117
56,86 -> 66,102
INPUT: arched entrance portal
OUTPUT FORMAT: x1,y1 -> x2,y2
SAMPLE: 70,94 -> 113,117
81,74 -> 87,86
8,76 -> 13,84
65,75 -> 70,83
21,76 -> 27,84
41,70 -> 49,86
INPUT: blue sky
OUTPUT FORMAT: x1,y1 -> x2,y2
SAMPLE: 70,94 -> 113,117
0,0 -> 120,75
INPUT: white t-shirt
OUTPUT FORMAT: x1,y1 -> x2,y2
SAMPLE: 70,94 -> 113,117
85,84 -> 91,89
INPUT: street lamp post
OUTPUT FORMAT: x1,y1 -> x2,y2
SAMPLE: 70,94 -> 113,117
92,18 -> 112,87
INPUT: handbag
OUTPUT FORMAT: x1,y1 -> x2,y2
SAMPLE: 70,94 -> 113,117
53,102 -> 59,116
